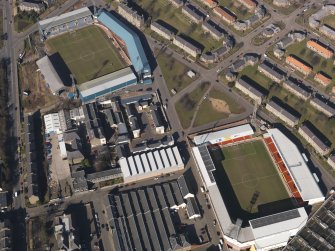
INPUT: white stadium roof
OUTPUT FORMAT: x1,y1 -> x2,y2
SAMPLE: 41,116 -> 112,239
193,124 -> 254,145
267,128 -> 324,204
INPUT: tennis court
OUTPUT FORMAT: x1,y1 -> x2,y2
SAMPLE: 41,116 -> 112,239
216,140 -> 290,213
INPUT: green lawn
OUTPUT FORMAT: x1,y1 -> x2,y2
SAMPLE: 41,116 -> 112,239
193,87 -> 245,127
14,11 -> 38,32
157,52 -> 195,92
322,15 -> 335,30
285,40 -> 335,84
262,0 -> 302,15
46,25 -> 127,84
175,82 -> 210,128
238,64 -> 273,90
136,0 -> 223,52
217,140 -> 290,213
218,0 -> 254,20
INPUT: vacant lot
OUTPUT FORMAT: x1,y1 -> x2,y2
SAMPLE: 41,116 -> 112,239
193,87 -> 245,127
14,11 -> 38,32
136,0 -> 223,52
157,52 -> 196,92
46,25 -> 127,84
175,82 -> 210,128
214,140 -> 289,213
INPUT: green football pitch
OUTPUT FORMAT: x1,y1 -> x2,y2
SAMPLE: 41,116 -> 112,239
46,25 -> 127,84
215,140 -> 290,213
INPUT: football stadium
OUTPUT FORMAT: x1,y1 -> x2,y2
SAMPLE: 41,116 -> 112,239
192,124 -> 325,250
37,7 -> 152,103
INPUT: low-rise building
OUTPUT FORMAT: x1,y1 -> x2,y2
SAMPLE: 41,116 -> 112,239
44,113 -> 62,134
150,21 -> 176,41
273,0 -> 290,7
213,6 -> 236,24
319,24 -> 335,40
186,197 -> 201,219
0,191 -> 8,211
298,124 -> 331,156
282,79 -> 311,101
235,78 -> 265,105
276,36 -> 294,49
327,154 -> 335,169
18,1 -> 45,13
310,96 -> 335,117
258,61 -> 285,83
274,48 -> 285,59
118,3 -> 144,29
237,0 -> 257,10
286,56 -> 312,75
86,168 -> 123,183
63,130 -> 84,165
71,170 -> 88,193
54,214 -> 81,250
83,103 -> 106,147
201,0 -> 217,8
173,35 -> 202,57
314,72 -> 332,86
202,19 -> 225,40
0,219 -> 12,250
182,4 -> 205,24
307,39 -> 334,59
150,105 -> 165,134
266,100 -> 300,127
167,0 -> 184,8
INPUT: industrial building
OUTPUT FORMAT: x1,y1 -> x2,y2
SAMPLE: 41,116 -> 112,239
235,78 -> 265,105
191,125 -> 324,250
119,146 -> 184,183
310,96 -> 335,118
38,7 -> 93,39
105,182 -> 192,251
298,124 -> 331,156
265,100 -> 300,127
282,79 -> 311,101
258,61 -> 285,83
117,3 -> 145,29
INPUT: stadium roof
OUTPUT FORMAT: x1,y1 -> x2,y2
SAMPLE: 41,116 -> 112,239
267,128 -> 324,203
78,67 -> 137,98
193,124 -> 254,145
36,55 -> 64,94
39,7 -> 92,31
97,11 -> 151,75
250,207 -> 308,250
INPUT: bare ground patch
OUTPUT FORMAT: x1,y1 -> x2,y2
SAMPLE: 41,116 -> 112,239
209,97 -> 231,114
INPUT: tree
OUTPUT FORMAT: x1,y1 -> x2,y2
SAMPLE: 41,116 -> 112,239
81,159 -> 91,168
311,55 -> 320,65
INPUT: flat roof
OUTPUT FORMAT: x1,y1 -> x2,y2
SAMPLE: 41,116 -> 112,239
193,124 -> 254,145
36,56 -> 64,94
267,128 -> 324,202
78,67 -> 137,98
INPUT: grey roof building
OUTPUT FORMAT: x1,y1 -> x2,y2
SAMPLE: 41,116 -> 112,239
177,175 -> 194,199
0,219 -> 12,250
236,78 -> 265,105
310,96 -> 335,118
71,170 -> 88,192
258,61 -> 286,83
202,19 -> 225,40
182,4 -> 206,23
150,21 -> 176,41
266,100 -> 300,127
283,79 -> 312,101
186,197 -> 201,219
86,168 -> 122,183
0,191 -> 8,210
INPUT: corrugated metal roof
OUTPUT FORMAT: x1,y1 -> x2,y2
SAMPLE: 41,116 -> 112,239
97,11 -> 151,75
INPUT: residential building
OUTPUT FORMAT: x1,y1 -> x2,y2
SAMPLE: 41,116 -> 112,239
307,39 -> 334,59
83,103 -> 106,147
282,79 -> 311,101
54,214 -> 81,250
182,4 -> 205,24
167,0 -> 184,8
236,0 -> 257,10
320,24 -> 335,40
266,100 -> 300,127
173,35 -> 202,57
150,21 -> 176,41
314,72 -> 332,86
327,154 -> 335,169
258,61 -> 285,83
298,124 -> 331,155
273,0 -> 290,7
202,19 -> 225,40
117,3 -> 144,29
286,56 -> 312,75
310,96 -> 335,117
235,78 -> 265,105
150,105 -> 165,134
0,219 -> 12,250
276,36 -> 294,49
201,0 -> 217,8
18,1 -> 45,13
213,6 -> 236,24
63,130 -> 84,165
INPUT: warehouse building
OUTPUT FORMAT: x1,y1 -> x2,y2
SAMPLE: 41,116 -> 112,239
105,182 -> 192,251
173,35 -> 202,57
314,72 -> 332,86
285,56 -> 312,75
266,100 -> 300,127
258,61 -> 286,83
177,175 -> 194,199
235,78 -> 265,105
298,124 -> 331,156
117,3 -> 145,29
282,79 -> 311,101
310,96 -> 335,118
97,10 -> 152,82
119,146 -> 184,183
150,21 -> 176,41
213,6 -> 236,24
307,39 -> 334,59
38,7 -> 93,39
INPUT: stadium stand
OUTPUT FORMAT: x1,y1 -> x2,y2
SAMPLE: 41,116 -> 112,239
38,7 -> 93,39
97,10 -> 152,83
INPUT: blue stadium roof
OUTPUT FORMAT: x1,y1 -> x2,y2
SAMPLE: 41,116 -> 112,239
97,11 -> 151,76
